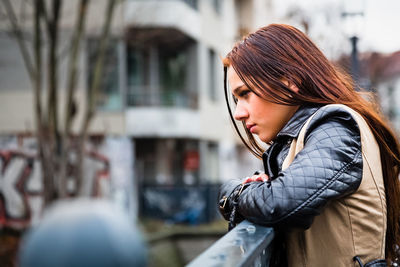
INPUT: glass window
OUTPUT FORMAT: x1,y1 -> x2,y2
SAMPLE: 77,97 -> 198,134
135,138 -> 199,186
208,48 -> 217,101
126,40 -> 197,108
206,142 -> 219,182
87,38 -> 122,111
182,0 -> 198,10
212,0 -> 222,14
126,45 -> 150,106
159,48 -> 188,106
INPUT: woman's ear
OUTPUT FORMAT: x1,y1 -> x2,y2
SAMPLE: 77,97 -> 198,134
289,83 -> 299,93
282,79 -> 299,93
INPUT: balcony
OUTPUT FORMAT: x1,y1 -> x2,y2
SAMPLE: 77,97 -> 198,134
125,29 -> 198,111
125,106 -> 200,138
125,0 -> 201,40
126,88 -> 197,109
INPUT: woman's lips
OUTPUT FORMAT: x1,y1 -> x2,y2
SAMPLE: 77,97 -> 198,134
247,124 -> 256,133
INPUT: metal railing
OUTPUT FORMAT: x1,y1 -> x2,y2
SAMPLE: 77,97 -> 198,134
187,220 -> 275,267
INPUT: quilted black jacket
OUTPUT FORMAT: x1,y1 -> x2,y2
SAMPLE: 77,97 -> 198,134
218,104 -> 363,229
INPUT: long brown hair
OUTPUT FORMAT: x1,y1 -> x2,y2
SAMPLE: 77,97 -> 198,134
223,23 -> 400,263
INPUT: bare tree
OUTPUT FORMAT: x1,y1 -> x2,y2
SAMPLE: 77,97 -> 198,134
1,0 -> 118,205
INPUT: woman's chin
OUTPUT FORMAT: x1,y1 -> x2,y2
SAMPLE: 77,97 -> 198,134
258,135 -> 271,143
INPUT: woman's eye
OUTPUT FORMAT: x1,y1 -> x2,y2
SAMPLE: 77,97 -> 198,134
232,90 -> 250,102
239,90 -> 250,97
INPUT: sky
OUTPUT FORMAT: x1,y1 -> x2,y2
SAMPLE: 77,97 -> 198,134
362,0 -> 400,53
273,0 -> 400,54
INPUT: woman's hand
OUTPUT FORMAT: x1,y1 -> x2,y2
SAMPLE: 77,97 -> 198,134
218,172 -> 268,223
242,173 -> 269,184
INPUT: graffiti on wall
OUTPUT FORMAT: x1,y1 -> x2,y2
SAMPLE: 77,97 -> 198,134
0,148 -> 110,230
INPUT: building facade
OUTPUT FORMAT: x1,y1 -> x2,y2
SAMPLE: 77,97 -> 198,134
0,0 -> 276,225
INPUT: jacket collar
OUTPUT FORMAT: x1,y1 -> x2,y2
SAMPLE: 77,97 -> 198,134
275,104 -> 322,140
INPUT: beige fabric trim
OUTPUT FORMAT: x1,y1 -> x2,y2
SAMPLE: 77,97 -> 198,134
283,104 -> 386,266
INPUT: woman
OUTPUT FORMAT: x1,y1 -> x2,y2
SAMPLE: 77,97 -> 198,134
218,24 -> 400,267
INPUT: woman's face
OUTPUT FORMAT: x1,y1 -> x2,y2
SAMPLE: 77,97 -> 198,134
228,66 -> 299,143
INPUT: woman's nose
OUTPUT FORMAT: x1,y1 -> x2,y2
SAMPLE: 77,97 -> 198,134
234,102 -> 248,121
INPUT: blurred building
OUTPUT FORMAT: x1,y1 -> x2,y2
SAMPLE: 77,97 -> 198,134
337,50 -> 400,134
364,51 -> 400,132
0,0 -> 276,226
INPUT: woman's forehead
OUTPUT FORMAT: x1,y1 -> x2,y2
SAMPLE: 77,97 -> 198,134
227,67 -> 245,89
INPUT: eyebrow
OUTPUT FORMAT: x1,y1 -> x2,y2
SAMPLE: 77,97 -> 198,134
232,85 -> 247,95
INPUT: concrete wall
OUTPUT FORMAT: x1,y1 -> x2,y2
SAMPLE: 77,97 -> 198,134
0,0 -> 125,33
0,0 -> 267,185
124,1 -> 201,39
0,136 -> 135,229
0,85 -> 125,135
0,22 -> 125,135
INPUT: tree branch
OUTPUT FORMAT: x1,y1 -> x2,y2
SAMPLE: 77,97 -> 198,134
59,0 -> 89,198
38,0 -> 51,37
41,0 -> 62,200
47,0 -> 61,138
34,0 -> 43,129
34,0 -> 54,204
82,0 -> 116,135
77,0 -> 117,194
65,0 -> 89,135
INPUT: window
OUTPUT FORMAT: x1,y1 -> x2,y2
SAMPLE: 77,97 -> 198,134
127,47 -> 150,87
208,48 -> 217,101
159,49 -> 188,106
135,138 -> 200,186
126,39 -> 197,108
87,38 -> 122,111
206,142 -> 219,182
126,45 -> 150,106
183,0 -> 198,10
212,0 -> 222,14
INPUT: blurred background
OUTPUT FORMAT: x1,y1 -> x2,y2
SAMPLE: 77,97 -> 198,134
0,0 -> 399,266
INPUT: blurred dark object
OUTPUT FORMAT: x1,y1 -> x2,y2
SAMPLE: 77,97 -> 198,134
350,36 -> 360,85
336,50 -> 400,90
18,199 -> 147,267
140,184 -> 221,225
0,228 -> 22,267
341,5 -> 364,88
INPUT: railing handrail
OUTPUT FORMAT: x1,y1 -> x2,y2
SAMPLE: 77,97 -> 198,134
186,220 -> 275,267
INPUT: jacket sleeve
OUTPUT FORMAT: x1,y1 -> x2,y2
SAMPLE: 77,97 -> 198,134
237,107 -> 363,229
218,178 -> 242,220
